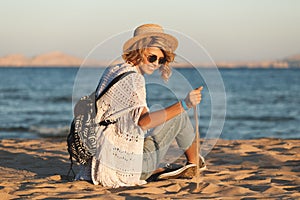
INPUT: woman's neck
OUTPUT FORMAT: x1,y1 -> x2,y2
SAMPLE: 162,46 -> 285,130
135,65 -> 144,75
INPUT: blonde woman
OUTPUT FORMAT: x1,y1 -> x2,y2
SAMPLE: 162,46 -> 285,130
76,24 -> 205,188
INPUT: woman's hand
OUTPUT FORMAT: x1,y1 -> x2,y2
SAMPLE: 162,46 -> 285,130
138,86 -> 203,130
184,86 -> 203,108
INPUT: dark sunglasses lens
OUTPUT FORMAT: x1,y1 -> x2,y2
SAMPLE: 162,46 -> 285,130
159,57 -> 167,65
148,55 -> 157,63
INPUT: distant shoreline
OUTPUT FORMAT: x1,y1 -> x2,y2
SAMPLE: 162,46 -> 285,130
0,51 -> 299,69
0,65 -> 299,69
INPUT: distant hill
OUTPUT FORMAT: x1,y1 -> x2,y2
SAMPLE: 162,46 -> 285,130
212,60 -> 289,69
177,54 -> 300,68
0,51 -> 103,67
0,54 -> 30,66
282,54 -> 300,68
196,54 -> 300,68
0,51 -> 299,68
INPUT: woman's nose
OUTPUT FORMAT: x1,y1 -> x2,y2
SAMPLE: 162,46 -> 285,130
152,60 -> 159,66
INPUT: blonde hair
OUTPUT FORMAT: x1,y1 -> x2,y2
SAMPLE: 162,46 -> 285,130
122,36 -> 176,81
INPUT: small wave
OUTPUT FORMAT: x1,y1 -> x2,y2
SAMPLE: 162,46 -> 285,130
49,96 -> 72,103
25,110 -> 60,115
0,126 -> 29,132
0,88 -> 22,93
226,116 -> 296,122
29,126 -> 70,138
2,93 -> 32,101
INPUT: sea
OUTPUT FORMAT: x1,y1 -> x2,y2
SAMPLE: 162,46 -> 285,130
0,67 -> 299,140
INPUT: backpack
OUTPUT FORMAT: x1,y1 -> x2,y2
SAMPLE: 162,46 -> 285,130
66,71 -> 136,178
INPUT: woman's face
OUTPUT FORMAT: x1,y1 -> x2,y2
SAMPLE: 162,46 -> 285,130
136,47 -> 165,75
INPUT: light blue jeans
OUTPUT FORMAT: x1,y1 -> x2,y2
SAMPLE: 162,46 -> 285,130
141,112 -> 195,180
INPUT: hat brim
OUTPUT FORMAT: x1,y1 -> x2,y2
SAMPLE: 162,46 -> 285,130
123,32 -> 178,53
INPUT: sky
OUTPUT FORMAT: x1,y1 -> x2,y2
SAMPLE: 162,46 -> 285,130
1,0 -> 300,62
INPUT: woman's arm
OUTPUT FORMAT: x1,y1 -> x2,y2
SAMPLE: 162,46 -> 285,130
138,87 -> 203,130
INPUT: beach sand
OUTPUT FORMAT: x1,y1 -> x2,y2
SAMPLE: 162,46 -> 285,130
0,138 -> 299,199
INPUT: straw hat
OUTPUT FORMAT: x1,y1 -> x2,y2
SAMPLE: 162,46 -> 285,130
123,24 -> 178,53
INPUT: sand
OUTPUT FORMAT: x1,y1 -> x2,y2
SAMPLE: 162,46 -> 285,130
0,138 -> 299,199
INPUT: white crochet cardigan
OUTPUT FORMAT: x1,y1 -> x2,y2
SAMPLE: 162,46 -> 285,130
91,63 -> 148,187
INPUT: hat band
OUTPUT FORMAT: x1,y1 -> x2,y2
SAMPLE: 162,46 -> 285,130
134,27 -> 164,36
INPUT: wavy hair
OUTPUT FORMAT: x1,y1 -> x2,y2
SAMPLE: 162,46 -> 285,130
122,36 -> 176,81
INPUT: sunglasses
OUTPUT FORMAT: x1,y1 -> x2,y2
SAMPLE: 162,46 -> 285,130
147,54 -> 167,65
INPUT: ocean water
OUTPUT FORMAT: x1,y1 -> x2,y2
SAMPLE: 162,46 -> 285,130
0,67 -> 299,140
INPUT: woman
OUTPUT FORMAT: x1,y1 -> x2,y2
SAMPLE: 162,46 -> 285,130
76,24 -> 205,188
